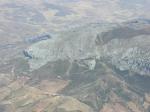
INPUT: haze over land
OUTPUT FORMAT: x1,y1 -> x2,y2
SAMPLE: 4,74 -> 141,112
0,0 -> 150,112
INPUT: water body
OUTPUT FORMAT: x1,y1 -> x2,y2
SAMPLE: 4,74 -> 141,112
24,34 -> 51,44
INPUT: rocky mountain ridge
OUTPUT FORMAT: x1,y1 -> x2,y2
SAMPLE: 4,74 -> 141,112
25,19 -> 150,76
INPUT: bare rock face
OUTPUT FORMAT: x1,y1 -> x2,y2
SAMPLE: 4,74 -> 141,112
99,35 -> 150,75
25,20 -> 150,76
25,23 -> 117,70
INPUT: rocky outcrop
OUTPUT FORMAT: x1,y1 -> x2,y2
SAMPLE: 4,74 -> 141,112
25,20 -> 150,76
99,35 -> 150,75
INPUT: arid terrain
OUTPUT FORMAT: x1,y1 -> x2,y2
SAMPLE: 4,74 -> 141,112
0,0 -> 150,112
